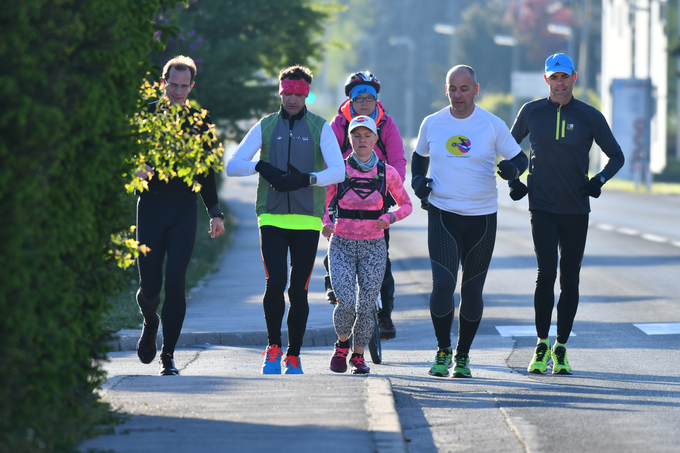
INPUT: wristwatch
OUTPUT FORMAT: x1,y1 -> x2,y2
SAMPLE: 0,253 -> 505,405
212,212 -> 225,220
309,174 -> 317,186
596,174 -> 606,184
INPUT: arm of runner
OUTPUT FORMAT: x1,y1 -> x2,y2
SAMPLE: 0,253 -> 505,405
314,123 -> 345,186
590,109 -> 625,181
322,184 -> 337,238
379,166 -> 413,229
510,102 -> 530,144
381,117 -> 407,182
226,121 -> 263,176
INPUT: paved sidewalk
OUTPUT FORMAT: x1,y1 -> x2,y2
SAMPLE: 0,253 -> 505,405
90,174 -> 408,453
111,175 -> 337,352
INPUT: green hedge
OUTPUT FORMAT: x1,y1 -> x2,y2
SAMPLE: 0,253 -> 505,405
0,1 -> 164,451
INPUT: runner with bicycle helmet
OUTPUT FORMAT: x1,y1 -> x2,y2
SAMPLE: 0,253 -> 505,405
322,71 -> 407,341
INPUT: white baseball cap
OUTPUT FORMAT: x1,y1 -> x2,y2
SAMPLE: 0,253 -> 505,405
348,115 -> 377,135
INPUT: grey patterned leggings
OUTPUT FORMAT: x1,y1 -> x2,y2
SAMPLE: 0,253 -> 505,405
328,235 -> 387,348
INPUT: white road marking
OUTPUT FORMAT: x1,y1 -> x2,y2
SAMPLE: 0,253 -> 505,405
641,234 -> 668,243
593,223 -> 678,246
495,325 -> 574,337
633,323 -> 680,335
596,223 -> 615,231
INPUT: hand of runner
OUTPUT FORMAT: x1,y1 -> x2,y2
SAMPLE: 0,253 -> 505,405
209,217 -> 225,238
135,164 -> 155,180
322,224 -> 334,239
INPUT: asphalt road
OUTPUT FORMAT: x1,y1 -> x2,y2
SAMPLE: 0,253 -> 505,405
387,188 -> 680,453
80,185 -> 680,453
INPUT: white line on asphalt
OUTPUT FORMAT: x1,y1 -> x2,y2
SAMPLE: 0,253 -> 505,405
633,323 -> 680,335
593,223 -> 677,246
596,223 -> 615,231
495,326 -> 576,337
641,234 -> 668,243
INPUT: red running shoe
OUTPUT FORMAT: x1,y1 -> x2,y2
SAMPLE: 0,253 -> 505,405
330,345 -> 349,373
349,355 -> 370,374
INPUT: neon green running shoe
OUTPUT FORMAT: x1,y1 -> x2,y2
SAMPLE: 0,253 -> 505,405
429,348 -> 453,377
527,340 -> 551,374
452,355 -> 471,378
551,343 -> 572,375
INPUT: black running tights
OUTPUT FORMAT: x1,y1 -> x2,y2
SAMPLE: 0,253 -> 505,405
137,193 -> 197,356
530,210 -> 588,344
260,226 -> 319,356
427,205 -> 497,354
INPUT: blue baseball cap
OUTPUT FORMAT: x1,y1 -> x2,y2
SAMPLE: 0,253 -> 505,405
545,53 -> 575,76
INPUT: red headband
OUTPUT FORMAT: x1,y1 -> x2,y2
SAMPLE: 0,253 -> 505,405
279,79 -> 310,96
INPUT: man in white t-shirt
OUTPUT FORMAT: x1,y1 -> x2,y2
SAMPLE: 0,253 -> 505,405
411,65 -> 528,378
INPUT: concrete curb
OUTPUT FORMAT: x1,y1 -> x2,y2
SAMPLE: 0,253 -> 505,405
366,378 -> 408,453
109,325 -> 337,352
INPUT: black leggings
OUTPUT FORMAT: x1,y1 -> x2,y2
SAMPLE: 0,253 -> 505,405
260,226 -> 320,356
530,210 -> 589,344
428,205 -> 497,354
136,192 -> 197,356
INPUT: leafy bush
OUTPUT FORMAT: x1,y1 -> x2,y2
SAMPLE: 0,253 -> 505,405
0,1 -> 168,451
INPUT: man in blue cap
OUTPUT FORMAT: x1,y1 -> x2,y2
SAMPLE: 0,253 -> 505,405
509,53 -> 625,375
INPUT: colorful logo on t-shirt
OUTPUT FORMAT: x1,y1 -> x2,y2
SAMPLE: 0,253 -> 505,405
446,135 -> 471,156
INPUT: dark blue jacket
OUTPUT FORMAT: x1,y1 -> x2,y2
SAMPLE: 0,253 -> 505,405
511,97 -> 624,214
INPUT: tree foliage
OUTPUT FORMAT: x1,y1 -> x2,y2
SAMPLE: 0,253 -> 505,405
455,1 -> 514,93
158,0 -> 336,139
506,0 -> 573,70
0,1 -> 178,451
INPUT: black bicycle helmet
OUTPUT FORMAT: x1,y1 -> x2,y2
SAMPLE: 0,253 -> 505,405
344,71 -> 381,97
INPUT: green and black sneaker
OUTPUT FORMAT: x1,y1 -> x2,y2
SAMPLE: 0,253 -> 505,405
429,348 -> 453,377
527,339 -> 551,374
551,342 -> 572,375
452,355 -> 472,378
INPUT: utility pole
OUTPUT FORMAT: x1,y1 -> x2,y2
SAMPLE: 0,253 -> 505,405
578,0 -> 590,95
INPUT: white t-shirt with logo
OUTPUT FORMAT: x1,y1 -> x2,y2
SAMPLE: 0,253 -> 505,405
414,105 -> 522,216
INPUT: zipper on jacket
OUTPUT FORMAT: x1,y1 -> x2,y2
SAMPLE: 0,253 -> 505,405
555,104 -> 567,140
287,126 -> 293,213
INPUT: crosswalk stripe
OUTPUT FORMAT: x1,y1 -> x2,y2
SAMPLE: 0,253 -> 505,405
633,323 -> 680,335
495,326 -> 573,337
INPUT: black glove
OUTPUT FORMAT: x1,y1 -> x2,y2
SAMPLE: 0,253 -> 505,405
412,175 -> 433,200
420,198 -> 429,211
582,176 -> 604,198
255,160 -> 285,185
497,160 -> 519,181
508,179 -> 528,201
272,163 -> 310,192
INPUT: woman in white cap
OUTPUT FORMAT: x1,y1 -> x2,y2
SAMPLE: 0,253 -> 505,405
322,115 -> 412,374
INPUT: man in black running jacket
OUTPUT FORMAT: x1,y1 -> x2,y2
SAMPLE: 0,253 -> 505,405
135,55 -> 225,376
509,53 -> 624,376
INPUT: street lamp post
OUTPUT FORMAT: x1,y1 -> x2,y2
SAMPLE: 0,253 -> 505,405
388,36 -> 415,140
494,35 -> 519,117
433,23 -> 457,68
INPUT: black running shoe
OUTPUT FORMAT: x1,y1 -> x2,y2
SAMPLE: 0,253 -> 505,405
379,316 -> 396,340
137,314 -> 160,364
159,352 -> 179,376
